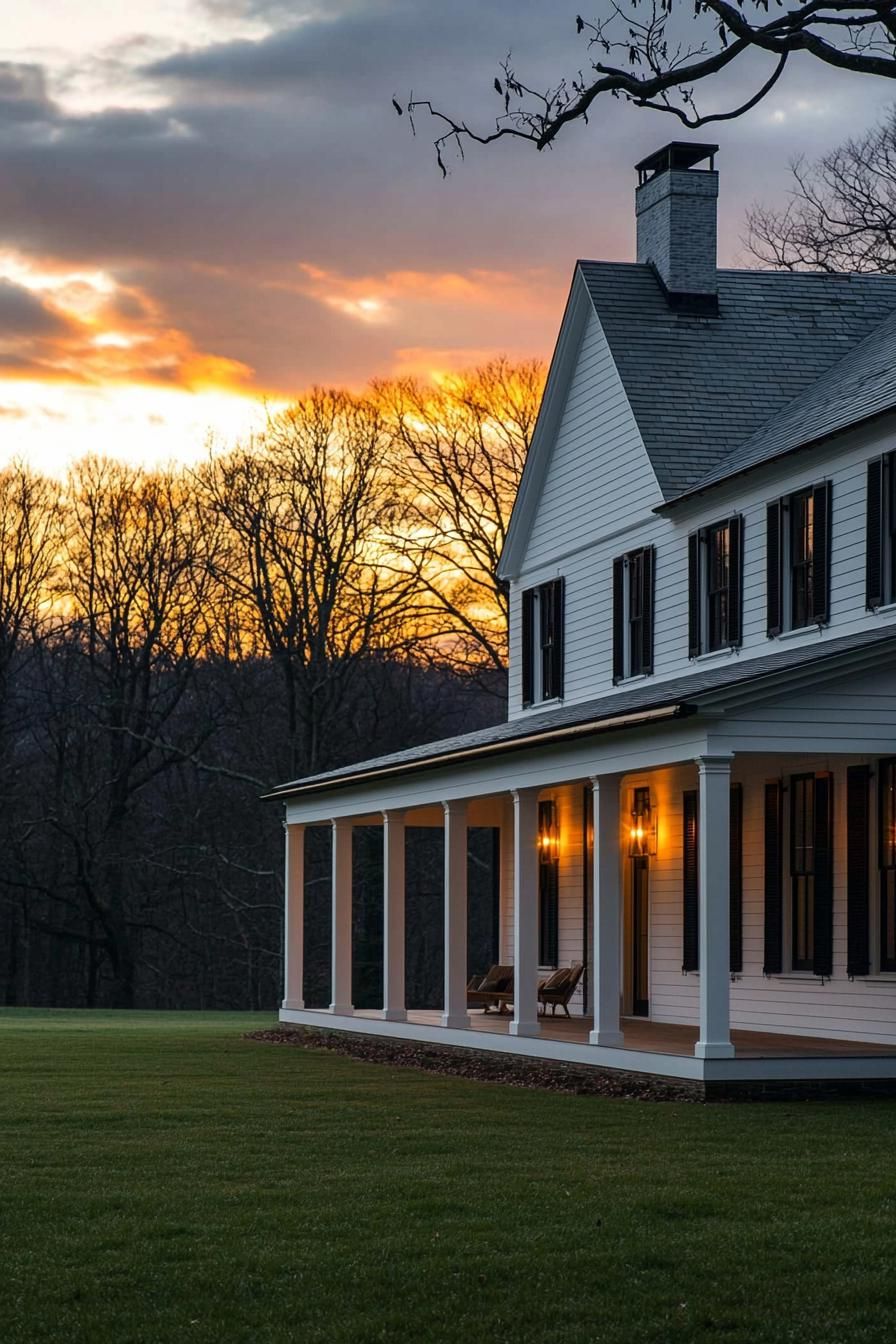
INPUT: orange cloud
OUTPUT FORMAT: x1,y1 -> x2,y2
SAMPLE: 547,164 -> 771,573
293,261 -> 560,324
0,252 -> 253,394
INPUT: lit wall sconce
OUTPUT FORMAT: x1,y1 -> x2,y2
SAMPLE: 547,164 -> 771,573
628,786 -> 657,857
538,799 -> 560,864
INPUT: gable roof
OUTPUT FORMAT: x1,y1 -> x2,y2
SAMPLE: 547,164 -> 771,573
676,304 -> 896,502
265,626 -> 896,801
579,262 -> 896,501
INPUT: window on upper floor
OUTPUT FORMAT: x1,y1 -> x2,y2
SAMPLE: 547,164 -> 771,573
866,452 -> 896,610
612,546 -> 654,683
687,516 -> 743,657
521,578 -> 565,707
766,482 -> 832,637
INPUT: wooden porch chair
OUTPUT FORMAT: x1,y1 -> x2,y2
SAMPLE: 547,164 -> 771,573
537,962 -> 585,1017
467,965 -> 514,1013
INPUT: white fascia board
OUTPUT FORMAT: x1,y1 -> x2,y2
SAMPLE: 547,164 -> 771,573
281,717 -> 712,825
497,268 -> 594,582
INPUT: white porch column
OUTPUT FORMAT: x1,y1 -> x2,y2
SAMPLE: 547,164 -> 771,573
510,787 -> 540,1037
382,810 -> 407,1022
498,795 -> 513,963
329,817 -> 354,1015
441,799 -> 470,1029
283,822 -> 305,1010
589,776 -> 624,1048
695,754 -> 734,1059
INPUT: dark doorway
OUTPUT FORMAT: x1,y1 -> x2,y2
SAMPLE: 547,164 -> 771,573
631,855 -> 650,1017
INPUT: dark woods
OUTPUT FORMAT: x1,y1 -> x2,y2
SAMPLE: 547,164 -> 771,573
0,360 -> 541,1012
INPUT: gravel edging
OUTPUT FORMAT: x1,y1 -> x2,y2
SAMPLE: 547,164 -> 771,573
245,1025 -> 705,1102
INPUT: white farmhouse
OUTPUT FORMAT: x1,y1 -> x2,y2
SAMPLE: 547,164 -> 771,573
269,143 -> 896,1092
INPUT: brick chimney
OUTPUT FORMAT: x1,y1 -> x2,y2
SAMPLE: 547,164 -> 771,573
635,142 -> 719,313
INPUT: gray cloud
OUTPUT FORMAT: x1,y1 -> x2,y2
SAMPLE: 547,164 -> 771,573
0,3 -> 891,397
0,279 -> 71,337
0,62 -> 56,125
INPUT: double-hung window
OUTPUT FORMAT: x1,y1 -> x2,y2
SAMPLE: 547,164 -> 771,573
866,452 -> 896,609
521,578 -> 565,707
764,772 -> 834,978
612,546 -> 655,682
687,516 -> 743,657
766,482 -> 832,636
790,774 -> 816,972
790,489 -> 815,631
846,758 -> 896,977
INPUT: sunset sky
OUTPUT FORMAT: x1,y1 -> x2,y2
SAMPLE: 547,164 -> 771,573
2,0 -> 894,473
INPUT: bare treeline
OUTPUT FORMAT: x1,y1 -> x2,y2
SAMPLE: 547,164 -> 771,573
0,358 -> 542,1011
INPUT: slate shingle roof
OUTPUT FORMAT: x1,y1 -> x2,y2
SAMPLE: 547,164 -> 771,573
578,262 -> 896,500
688,306 -> 896,497
266,626 -> 896,799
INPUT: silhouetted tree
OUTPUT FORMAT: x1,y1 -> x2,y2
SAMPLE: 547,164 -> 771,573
378,358 -> 542,684
199,391 -> 418,777
747,105 -> 896,273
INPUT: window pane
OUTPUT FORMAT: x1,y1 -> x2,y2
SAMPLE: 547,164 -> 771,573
707,523 -> 730,651
791,775 -> 815,971
792,875 -> 815,970
539,582 -> 555,699
883,870 -> 896,972
883,760 -> 896,869
791,491 -> 815,629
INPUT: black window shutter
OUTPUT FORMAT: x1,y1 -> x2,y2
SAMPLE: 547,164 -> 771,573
763,779 -> 784,974
846,764 -> 871,978
766,501 -> 782,637
687,533 -> 701,658
866,458 -> 884,610
812,481 -> 833,625
812,772 -> 834,977
682,789 -> 699,972
727,515 -> 744,648
612,557 -> 624,683
730,783 -> 743,974
521,588 -> 534,706
641,545 -> 655,675
551,577 -> 565,700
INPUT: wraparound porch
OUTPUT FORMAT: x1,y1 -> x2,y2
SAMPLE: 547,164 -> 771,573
274,644 -> 896,1086
279,1006 -> 896,1085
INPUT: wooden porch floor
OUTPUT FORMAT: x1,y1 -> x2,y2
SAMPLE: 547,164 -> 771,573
354,1009 -> 896,1058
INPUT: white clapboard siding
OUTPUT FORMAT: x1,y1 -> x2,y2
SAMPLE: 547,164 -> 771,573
507,306 -> 663,715
523,310 -> 664,564
487,753 -> 896,1045
510,407 -> 896,719
646,755 -> 896,1047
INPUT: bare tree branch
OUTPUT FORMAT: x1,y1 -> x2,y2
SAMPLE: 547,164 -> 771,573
401,2 -> 896,170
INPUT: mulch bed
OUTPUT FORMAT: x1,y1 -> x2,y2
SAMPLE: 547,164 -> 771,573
245,1024 -> 704,1102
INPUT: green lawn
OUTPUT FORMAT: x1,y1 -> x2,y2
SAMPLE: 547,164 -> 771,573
2,1012 -> 896,1344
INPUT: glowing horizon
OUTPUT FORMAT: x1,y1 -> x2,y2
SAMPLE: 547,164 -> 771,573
1,1 -> 891,471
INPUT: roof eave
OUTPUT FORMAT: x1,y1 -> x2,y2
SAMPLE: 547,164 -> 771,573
654,401 -> 896,514
497,266 -> 596,581
262,702 -> 691,802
